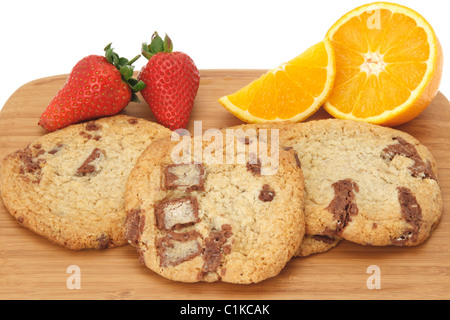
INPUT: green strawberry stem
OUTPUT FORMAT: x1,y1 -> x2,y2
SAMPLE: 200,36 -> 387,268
141,32 -> 173,60
104,43 -> 146,102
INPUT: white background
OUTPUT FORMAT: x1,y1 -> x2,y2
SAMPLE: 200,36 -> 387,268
0,0 -> 449,111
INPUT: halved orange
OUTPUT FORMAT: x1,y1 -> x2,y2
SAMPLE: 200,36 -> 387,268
324,2 -> 443,126
218,39 -> 336,123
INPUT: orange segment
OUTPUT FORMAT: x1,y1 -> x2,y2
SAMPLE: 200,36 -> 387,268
385,62 -> 428,91
288,40 -> 330,68
352,74 -> 385,118
247,73 -> 278,120
275,71 -> 315,119
331,16 -> 369,53
328,72 -> 367,114
285,65 -> 328,98
332,41 -> 366,69
324,2 -> 443,127
218,40 -> 336,123
378,70 -> 411,109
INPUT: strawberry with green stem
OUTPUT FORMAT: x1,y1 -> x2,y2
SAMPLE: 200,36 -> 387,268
138,32 -> 200,130
39,44 -> 146,132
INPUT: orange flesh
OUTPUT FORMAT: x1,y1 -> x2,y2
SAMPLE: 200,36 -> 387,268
328,7 -> 433,118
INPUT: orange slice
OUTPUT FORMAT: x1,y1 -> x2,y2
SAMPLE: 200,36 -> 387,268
218,39 -> 336,123
324,2 -> 443,126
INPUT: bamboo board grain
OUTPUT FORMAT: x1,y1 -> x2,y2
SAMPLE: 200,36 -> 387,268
0,70 -> 449,300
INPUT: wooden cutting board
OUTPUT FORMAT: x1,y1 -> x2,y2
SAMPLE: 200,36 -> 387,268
0,70 -> 449,300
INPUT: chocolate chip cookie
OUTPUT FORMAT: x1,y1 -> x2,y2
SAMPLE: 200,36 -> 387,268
230,120 -> 443,247
0,115 -> 172,250
124,130 -> 305,283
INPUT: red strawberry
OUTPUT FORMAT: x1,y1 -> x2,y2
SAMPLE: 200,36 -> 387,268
138,32 -> 200,130
38,44 -> 145,131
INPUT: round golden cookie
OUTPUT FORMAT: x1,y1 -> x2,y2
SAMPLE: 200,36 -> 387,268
0,115 -> 172,250
280,119 -> 442,246
125,130 -> 305,283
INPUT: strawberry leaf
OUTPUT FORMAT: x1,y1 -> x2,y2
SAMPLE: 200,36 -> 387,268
112,53 -> 120,66
149,32 -> 164,53
104,43 -> 113,53
103,43 -> 146,94
119,57 -> 129,66
142,31 -> 174,60
128,79 -> 146,91
163,34 -> 173,53
105,45 -> 114,63
128,78 -> 146,103
141,42 -> 154,60
120,65 -> 134,81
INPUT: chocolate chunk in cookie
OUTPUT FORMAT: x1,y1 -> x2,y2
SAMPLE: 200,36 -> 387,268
164,164 -> 205,191
17,147 -> 46,184
157,231 -> 203,267
382,136 -> 436,180
85,121 -> 102,131
246,157 -> 262,176
125,208 -> 145,246
312,234 -> 337,245
155,197 -> 200,231
259,184 -> 276,202
75,148 -> 105,176
128,118 -> 139,125
97,234 -> 111,249
326,179 -> 359,235
48,143 -> 64,155
393,187 -> 422,245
